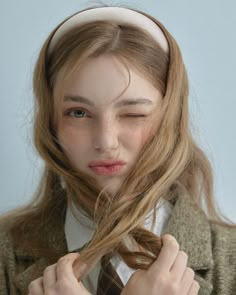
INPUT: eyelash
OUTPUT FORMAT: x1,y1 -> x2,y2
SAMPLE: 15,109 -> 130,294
65,109 -> 147,118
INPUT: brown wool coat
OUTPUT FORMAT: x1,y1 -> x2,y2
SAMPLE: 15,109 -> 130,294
0,193 -> 236,295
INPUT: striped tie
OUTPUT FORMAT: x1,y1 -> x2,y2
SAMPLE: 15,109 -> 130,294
96,256 -> 124,295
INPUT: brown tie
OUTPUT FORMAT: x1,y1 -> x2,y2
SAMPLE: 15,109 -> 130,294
96,256 -> 124,295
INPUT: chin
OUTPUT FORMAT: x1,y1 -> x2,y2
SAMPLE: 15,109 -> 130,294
99,181 -> 122,196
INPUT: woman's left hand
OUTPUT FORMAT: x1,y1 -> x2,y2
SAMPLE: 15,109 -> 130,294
28,252 -> 91,295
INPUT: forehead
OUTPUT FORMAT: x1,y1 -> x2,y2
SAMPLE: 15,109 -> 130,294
56,54 -> 161,107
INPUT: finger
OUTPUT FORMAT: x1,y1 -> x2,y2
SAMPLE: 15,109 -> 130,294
28,277 -> 44,295
181,267 -> 195,293
43,263 -> 57,290
56,253 -> 83,282
188,280 -> 200,295
170,251 -> 188,282
148,234 -> 179,274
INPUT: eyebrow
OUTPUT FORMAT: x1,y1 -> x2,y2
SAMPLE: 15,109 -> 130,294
64,95 -> 153,107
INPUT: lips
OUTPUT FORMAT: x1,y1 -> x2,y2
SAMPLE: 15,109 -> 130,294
88,159 -> 126,176
88,160 -> 126,167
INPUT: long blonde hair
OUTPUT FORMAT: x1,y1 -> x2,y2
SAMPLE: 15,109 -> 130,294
1,3 -> 235,276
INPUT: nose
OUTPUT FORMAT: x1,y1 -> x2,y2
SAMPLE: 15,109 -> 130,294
92,118 -> 119,152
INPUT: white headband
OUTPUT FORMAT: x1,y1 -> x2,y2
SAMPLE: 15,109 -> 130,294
48,7 -> 169,55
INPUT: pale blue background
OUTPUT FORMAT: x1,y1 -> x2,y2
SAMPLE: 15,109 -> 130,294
0,0 -> 235,222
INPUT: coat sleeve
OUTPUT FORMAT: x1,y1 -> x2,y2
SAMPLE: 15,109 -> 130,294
210,223 -> 236,294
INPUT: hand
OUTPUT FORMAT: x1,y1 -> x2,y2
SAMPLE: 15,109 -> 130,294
28,253 -> 91,295
121,234 -> 200,295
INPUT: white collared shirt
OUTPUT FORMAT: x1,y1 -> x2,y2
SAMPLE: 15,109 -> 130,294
64,198 -> 173,294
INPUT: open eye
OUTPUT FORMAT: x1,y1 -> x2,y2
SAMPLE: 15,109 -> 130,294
65,108 -> 89,118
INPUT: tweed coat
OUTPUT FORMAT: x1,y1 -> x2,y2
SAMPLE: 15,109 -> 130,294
0,193 -> 236,295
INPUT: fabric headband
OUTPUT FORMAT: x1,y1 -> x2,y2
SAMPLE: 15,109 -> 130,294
47,7 -> 169,55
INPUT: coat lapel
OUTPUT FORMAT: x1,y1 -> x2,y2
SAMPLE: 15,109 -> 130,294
14,257 -> 51,294
162,192 -> 214,294
13,201 -> 68,294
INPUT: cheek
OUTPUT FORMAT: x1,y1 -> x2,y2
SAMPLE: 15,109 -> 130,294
140,113 -> 162,144
124,121 -> 155,149
57,118 -> 157,153
57,125 -> 89,156
140,125 -> 155,146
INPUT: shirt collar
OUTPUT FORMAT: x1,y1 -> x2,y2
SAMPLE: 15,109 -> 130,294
64,197 -> 173,252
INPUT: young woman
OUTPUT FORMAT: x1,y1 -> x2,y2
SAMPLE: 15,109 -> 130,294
0,4 -> 235,295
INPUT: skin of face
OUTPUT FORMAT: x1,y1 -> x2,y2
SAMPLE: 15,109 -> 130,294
56,54 -> 163,195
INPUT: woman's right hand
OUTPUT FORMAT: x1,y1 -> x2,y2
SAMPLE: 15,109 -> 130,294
121,234 -> 200,295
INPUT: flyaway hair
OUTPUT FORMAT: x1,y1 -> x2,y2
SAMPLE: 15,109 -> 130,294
1,3 -> 235,283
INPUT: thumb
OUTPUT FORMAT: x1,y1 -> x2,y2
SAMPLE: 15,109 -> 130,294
73,253 -> 103,281
72,253 -> 91,281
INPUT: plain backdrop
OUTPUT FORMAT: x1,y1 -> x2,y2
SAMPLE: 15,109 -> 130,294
0,0 -> 235,222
